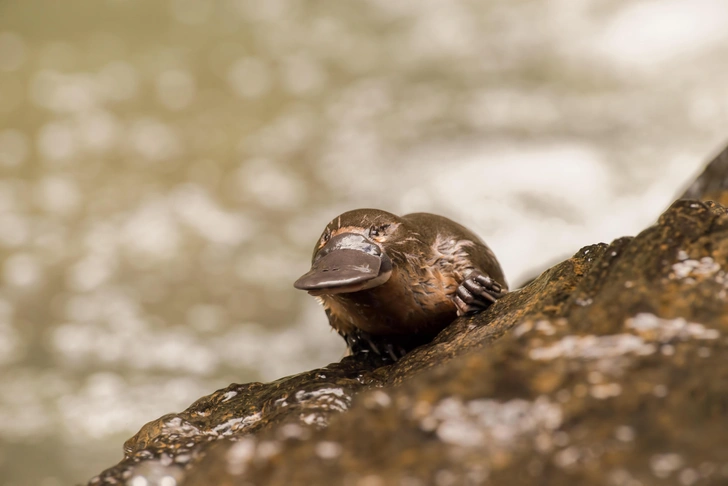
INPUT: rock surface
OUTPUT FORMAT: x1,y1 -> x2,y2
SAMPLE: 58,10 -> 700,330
681,143 -> 728,205
89,145 -> 728,486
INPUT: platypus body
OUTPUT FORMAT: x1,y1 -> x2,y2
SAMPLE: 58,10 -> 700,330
294,209 -> 507,360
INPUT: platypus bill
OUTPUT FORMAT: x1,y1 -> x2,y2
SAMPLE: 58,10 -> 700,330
294,208 -> 507,361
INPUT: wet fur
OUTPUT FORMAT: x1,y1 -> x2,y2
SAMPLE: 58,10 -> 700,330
316,211 -> 507,350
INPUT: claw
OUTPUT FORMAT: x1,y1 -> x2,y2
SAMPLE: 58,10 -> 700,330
462,280 -> 496,303
384,344 -> 399,361
454,271 -> 506,316
363,335 -> 381,355
457,286 -> 475,304
343,328 -> 408,362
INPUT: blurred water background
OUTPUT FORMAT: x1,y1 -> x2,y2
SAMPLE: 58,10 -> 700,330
1,0 -> 728,484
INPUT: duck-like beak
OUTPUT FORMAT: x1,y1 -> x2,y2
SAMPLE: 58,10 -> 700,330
294,233 -> 392,296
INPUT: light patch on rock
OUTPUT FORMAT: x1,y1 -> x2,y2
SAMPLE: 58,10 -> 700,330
650,453 -> 684,478
300,412 -> 327,427
513,319 -> 566,338
161,417 -> 201,439
553,446 -> 581,468
295,387 -> 351,413
276,423 -> 308,440
575,298 -> 593,307
173,454 -> 190,464
698,347 -> 711,358
535,320 -> 557,335
587,371 -> 604,384
315,440 -> 343,460
671,256 -> 720,279
364,390 -> 392,409
208,412 -> 261,437
590,383 -> 622,400
626,313 -> 720,342
529,334 -> 656,361
513,321 -> 533,338
127,459 -> 184,486
607,468 -> 640,486
256,440 -> 281,460
614,425 -> 635,442
679,468 -> 700,486
427,396 -> 562,450
226,438 -> 256,476
295,387 -> 346,400
357,475 -> 386,486
274,397 -> 288,407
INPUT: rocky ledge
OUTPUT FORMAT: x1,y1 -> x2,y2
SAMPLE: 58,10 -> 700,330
90,145 -> 728,486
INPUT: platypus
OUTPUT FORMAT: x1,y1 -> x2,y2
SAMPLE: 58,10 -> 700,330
294,209 -> 507,360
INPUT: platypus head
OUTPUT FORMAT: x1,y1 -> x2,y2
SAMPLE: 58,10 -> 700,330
294,209 -> 406,296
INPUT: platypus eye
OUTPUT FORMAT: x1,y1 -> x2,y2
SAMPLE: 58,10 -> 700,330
369,224 -> 390,238
322,230 -> 331,243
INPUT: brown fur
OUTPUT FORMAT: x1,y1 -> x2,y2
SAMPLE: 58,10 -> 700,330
308,209 -> 507,349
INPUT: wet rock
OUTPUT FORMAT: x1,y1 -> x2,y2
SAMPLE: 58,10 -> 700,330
89,145 -> 728,486
680,143 -> 728,205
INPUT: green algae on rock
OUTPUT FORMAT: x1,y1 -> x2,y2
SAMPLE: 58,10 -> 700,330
89,144 -> 728,486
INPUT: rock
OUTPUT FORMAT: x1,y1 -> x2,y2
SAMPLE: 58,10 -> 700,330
680,143 -> 728,205
88,145 -> 728,486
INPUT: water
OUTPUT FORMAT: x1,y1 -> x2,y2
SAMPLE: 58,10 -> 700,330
0,0 -> 727,484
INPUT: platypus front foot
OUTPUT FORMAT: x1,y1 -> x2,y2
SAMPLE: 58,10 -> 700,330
345,329 -> 407,362
454,271 -> 506,316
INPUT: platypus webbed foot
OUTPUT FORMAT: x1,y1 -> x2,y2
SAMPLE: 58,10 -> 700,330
454,271 -> 506,316
345,328 -> 408,362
